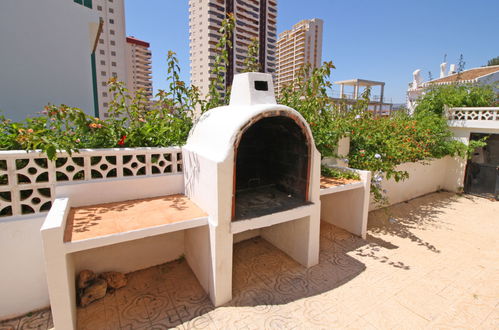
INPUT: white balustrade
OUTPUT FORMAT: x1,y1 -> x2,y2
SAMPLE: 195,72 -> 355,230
446,107 -> 499,121
0,147 -> 183,219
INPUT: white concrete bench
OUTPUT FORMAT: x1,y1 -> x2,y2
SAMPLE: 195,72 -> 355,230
319,167 -> 371,239
40,175 -> 211,330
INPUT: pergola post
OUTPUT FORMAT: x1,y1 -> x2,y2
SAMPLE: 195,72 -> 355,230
379,83 -> 385,116
340,84 -> 344,98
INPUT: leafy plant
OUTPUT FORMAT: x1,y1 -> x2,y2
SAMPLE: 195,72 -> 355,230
321,166 -> 360,180
486,56 -> 499,67
278,62 -> 345,158
346,109 -> 467,204
467,137 -> 488,159
204,13 -> 235,111
0,14 -> 475,207
242,38 -> 261,73
415,84 -> 497,116
0,52 -> 194,160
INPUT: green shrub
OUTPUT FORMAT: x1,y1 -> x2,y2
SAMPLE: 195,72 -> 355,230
0,51 -> 194,160
321,166 -> 360,181
415,84 -> 497,116
276,62 -> 470,205
0,15 -> 472,206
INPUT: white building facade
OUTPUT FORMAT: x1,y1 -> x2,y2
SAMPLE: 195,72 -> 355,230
0,0 -> 101,121
188,0 -> 277,97
276,18 -> 323,94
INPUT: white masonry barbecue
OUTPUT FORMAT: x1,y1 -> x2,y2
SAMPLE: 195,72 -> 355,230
42,72 -> 345,330
182,72 -> 321,305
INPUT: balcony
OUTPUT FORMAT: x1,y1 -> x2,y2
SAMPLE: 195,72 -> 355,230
446,106 -> 499,130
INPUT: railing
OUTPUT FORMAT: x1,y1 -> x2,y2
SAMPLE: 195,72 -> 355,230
0,147 -> 183,219
446,107 -> 499,121
329,91 -> 393,105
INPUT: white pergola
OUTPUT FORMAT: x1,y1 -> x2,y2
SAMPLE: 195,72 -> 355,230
334,78 -> 385,103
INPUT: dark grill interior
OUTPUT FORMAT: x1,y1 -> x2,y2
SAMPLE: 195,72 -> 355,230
234,116 -> 310,220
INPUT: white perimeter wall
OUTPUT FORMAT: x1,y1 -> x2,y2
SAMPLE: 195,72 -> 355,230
369,156 -> 466,211
0,215 -> 49,320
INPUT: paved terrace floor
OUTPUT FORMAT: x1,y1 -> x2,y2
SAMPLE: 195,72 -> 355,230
1,192 -> 498,329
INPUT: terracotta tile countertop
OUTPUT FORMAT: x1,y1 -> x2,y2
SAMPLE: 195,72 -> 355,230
64,194 -> 207,243
320,176 -> 361,189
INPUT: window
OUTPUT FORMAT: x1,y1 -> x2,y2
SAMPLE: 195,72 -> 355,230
109,19 -> 114,24
111,51 -> 116,56
97,5 -> 102,10
100,60 -> 105,65
74,0 -> 92,9
110,40 -> 115,46
112,72 -> 117,77
111,62 -> 116,67
109,8 -> 114,13
99,49 -> 105,55
102,92 -> 108,97
110,29 -> 115,35
103,102 -> 108,107
99,39 -> 104,44
101,82 -> 107,86
101,71 -> 106,76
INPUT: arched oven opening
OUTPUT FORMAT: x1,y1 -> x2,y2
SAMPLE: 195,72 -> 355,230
233,113 -> 311,220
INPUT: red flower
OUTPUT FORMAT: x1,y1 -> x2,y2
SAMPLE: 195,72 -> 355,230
118,135 -> 127,146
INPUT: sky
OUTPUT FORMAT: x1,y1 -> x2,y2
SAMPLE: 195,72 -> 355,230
125,0 -> 499,104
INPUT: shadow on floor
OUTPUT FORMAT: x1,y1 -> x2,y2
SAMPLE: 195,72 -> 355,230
368,191 -> 462,253
74,223 -> 369,329
2,221 -> 416,329
227,223 -> 367,308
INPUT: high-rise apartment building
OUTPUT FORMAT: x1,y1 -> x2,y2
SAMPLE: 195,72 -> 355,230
276,18 -> 323,93
125,37 -> 153,99
188,0 -> 277,97
93,0 -> 127,117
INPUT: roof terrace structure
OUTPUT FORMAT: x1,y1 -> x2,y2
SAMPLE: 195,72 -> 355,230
332,79 -> 393,116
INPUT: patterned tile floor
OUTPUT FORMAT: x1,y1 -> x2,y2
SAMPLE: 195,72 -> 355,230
2,192 -> 498,329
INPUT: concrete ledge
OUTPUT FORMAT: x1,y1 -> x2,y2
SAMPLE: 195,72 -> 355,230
320,181 -> 364,195
66,216 -> 208,253
41,198 -> 70,232
230,203 -> 315,234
